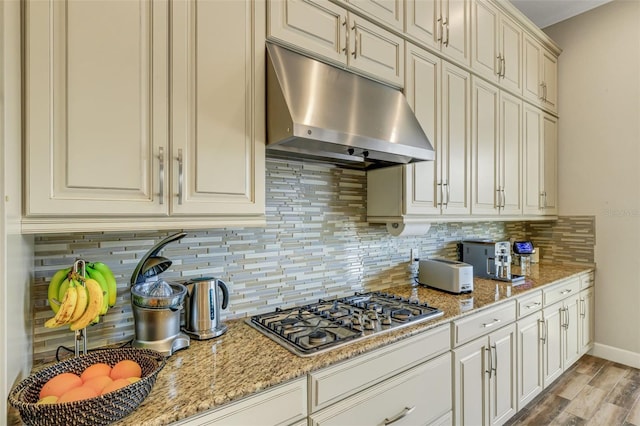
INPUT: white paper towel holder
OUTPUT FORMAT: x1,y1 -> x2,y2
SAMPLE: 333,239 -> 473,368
386,221 -> 431,237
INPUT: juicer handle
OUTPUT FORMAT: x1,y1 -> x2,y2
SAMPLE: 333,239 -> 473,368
218,280 -> 229,310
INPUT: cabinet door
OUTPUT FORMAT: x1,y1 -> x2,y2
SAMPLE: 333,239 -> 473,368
542,303 -> 563,388
404,44 -> 441,215
406,0 -> 439,51
499,91 -> 522,215
542,49 -> 558,113
443,0 -> 470,66
522,104 -> 541,215
498,15 -> 522,93
471,0 -> 499,82
541,113 -> 558,215
523,34 -> 542,105
267,0 -> 346,64
311,353 -> 452,426
489,324 -> 516,426
579,288 -> 595,355
453,339 -> 487,426
25,0 -> 169,216
347,0 -> 404,30
441,61 -> 471,215
516,312 -> 543,410
471,78 -> 499,216
171,0 -> 265,216
348,14 -> 404,86
563,297 -> 581,368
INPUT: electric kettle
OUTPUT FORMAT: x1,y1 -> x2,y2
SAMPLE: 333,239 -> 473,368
183,277 -> 229,340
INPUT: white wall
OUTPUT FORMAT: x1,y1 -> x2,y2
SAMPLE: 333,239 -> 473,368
545,0 -> 640,367
2,0 -> 34,421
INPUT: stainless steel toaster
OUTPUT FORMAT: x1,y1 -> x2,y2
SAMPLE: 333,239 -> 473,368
418,258 -> 474,294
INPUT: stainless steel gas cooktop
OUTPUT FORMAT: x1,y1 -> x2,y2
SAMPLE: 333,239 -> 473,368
247,291 -> 444,356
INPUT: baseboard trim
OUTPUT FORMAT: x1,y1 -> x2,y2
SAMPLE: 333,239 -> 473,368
590,343 -> 640,369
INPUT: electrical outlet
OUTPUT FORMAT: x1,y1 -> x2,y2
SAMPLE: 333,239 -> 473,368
411,248 -> 419,261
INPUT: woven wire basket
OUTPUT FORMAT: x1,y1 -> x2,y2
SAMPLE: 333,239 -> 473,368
8,348 -> 166,426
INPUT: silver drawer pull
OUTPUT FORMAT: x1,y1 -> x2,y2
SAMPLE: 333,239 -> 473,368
482,318 -> 501,328
525,302 -> 541,309
561,289 -> 573,295
383,406 -> 416,425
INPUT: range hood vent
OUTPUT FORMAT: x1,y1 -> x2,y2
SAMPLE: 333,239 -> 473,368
266,43 -> 434,170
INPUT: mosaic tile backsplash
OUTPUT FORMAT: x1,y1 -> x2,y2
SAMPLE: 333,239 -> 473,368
31,159 -> 595,362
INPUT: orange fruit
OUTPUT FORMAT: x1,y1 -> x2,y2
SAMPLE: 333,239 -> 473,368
110,360 -> 142,380
36,395 -> 58,405
39,372 -> 83,399
80,363 -> 112,382
83,375 -> 113,394
57,385 -> 98,403
100,378 -> 130,395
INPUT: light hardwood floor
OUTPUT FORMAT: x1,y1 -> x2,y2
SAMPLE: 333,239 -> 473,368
506,355 -> 640,425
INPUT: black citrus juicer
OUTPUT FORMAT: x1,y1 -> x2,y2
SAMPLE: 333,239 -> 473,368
129,232 -> 190,356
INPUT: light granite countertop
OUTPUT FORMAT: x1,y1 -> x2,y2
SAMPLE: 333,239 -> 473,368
9,263 -> 594,425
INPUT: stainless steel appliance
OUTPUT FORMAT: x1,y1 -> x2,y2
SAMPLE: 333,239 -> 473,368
130,232 -> 190,356
183,277 -> 229,340
248,292 -> 443,356
418,258 -> 474,294
266,43 -> 434,169
460,240 -> 524,284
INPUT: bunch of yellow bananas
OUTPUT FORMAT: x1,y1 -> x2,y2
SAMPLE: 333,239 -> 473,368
45,262 -> 118,330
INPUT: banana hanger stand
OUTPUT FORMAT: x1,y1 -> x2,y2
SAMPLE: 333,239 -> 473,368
72,259 -> 88,357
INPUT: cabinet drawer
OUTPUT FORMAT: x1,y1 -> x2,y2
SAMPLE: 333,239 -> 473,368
517,290 -> 543,319
175,377 -> 306,425
452,301 -> 516,347
543,277 -> 580,306
309,352 -> 452,425
580,272 -> 594,290
310,325 -> 449,412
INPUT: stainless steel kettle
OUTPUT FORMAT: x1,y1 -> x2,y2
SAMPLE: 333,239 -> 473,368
183,277 -> 229,340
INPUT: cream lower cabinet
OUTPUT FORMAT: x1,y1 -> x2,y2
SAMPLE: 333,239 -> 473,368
309,352 -> 452,425
173,377 -> 307,426
516,311 -> 543,410
367,46 -> 470,222
579,273 -> 595,355
453,323 -> 517,426
471,78 -> 522,216
23,0 -> 265,233
267,0 -> 404,87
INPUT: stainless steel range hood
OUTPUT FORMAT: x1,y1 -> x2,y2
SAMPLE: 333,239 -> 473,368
266,43 -> 434,169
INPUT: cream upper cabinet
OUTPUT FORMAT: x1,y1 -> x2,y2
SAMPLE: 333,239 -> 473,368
343,0 -> 404,30
367,46 -> 470,221
523,104 -> 557,216
25,0 -> 169,217
267,0 -> 404,87
24,0 -> 265,233
170,0 -> 265,216
471,1 -> 522,93
406,0 -> 470,66
471,79 -> 521,216
523,33 -> 558,114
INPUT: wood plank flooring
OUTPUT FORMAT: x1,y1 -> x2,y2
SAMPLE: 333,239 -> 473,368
506,355 -> 640,425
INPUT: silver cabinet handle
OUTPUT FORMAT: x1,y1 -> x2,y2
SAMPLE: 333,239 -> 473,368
497,55 -> 502,77
383,406 -> 416,425
436,182 -> 443,207
561,289 -> 573,295
482,318 -> 501,328
436,16 -> 443,43
446,181 -> 451,206
565,306 -> 570,329
177,149 -> 184,205
580,298 -> 586,318
492,344 -> 498,375
485,347 -> 493,378
496,187 -> 501,210
539,319 -> 546,343
525,302 -> 542,309
501,57 -> 506,78
442,181 -> 450,207
158,147 -> 165,205
351,21 -> 358,58
539,82 -> 545,100
342,18 -> 349,56
444,18 -> 450,47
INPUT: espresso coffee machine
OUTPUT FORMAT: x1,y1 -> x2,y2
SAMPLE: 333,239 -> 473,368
460,240 -> 525,284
